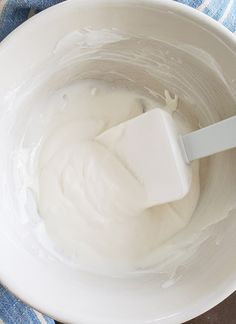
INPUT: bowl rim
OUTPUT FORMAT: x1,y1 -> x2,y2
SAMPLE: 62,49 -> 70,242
0,0 -> 236,323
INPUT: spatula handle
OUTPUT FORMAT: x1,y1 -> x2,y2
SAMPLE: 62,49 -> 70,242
182,115 -> 236,162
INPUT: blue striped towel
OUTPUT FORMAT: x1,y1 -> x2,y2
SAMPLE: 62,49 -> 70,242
178,0 -> 236,32
0,0 -> 235,323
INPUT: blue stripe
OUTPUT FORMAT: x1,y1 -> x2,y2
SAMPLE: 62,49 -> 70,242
0,286 -> 43,324
203,0 -> 230,20
0,0 -> 64,41
43,314 -> 55,323
0,2 -> 30,41
223,0 -> 236,32
175,0 -> 204,8
22,0 -> 64,11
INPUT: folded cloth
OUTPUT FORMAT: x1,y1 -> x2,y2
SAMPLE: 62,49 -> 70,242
0,0 -> 235,323
177,0 -> 236,32
0,285 -> 54,324
0,0 -> 64,41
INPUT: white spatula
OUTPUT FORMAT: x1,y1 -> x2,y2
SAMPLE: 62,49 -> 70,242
96,108 -> 236,206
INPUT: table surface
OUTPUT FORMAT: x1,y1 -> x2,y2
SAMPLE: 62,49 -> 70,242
186,291 -> 236,323
56,291 -> 236,324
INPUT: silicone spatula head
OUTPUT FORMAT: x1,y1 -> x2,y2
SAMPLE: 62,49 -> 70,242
96,108 -> 192,207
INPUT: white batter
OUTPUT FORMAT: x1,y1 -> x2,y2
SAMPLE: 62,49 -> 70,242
31,81 -> 200,274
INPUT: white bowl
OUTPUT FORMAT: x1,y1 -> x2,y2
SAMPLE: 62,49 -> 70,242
0,0 -> 236,323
